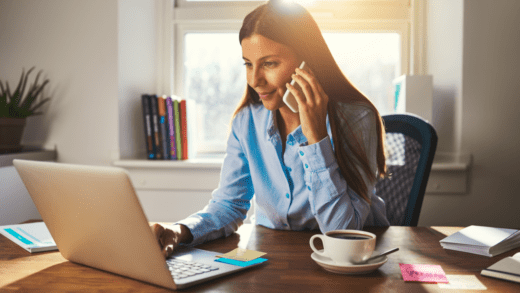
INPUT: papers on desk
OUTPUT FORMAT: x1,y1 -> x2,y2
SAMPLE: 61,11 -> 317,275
481,252 -> 520,283
439,225 -> 520,257
0,222 -> 57,253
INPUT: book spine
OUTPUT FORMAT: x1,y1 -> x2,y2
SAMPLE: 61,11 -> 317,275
150,94 -> 162,159
185,99 -> 197,160
157,96 -> 169,160
166,97 -> 177,160
141,94 -> 155,159
173,99 -> 182,160
180,100 -> 188,160
481,269 -> 520,283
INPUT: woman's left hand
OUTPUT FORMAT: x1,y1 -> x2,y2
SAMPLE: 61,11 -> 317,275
286,67 -> 329,145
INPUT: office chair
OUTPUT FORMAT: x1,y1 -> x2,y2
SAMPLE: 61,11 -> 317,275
375,113 -> 438,226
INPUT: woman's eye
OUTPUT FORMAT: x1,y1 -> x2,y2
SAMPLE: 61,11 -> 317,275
243,62 -> 252,68
264,61 -> 277,68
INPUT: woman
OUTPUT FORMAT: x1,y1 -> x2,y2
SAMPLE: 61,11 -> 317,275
152,1 -> 389,257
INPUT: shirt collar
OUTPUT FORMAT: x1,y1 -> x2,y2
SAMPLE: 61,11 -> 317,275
266,110 -> 277,139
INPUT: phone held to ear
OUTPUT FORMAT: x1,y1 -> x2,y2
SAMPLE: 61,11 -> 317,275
282,61 -> 307,113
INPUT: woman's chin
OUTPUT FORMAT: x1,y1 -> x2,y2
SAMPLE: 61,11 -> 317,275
261,99 -> 284,111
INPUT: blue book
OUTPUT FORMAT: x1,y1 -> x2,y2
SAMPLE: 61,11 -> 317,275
157,96 -> 169,160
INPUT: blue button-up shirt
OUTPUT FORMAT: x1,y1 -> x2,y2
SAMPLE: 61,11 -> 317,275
178,102 -> 389,245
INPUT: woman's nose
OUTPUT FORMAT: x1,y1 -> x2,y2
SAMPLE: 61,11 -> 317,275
249,68 -> 265,88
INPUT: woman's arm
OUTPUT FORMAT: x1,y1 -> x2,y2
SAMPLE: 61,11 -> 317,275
299,109 -> 380,232
287,66 -> 381,231
175,111 -> 255,246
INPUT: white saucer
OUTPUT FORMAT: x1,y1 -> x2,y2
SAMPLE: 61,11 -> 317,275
311,251 -> 388,274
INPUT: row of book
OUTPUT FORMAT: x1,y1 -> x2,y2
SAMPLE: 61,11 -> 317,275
141,94 -> 196,160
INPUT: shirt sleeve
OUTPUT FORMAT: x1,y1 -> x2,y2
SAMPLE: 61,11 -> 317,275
176,113 -> 254,246
297,109 -> 388,232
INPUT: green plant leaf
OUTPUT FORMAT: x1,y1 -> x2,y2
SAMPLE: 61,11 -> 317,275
18,67 -> 36,107
1,67 -> 51,118
20,80 -> 49,111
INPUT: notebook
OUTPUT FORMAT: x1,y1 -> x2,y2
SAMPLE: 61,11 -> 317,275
13,159 -> 265,290
0,222 -> 57,253
439,225 -> 520,257
481,252 -> 520,283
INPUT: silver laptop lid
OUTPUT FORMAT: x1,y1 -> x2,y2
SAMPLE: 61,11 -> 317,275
13,159 -> 177,290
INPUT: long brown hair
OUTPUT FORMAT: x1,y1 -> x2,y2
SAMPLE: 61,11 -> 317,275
233,1 -> 386,203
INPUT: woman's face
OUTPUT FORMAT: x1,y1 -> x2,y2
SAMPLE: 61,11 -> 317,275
241,34 -> 300,111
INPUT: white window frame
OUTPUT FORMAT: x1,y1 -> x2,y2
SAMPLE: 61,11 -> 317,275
167,0 -> 420,154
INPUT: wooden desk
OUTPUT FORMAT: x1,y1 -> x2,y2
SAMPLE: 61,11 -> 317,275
1,225 -> 519,292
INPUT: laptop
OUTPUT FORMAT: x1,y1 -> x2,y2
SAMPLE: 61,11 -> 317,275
13,159 -> 265,290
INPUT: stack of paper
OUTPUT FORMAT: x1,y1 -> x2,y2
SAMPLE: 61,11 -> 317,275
0,222 -> 57,253
440,225 -> 520,257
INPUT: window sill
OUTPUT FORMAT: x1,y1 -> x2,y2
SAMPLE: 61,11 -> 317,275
0,147 -> 57,168
113,157 -> 224,170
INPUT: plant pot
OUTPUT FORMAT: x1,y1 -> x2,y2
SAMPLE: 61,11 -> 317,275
0,117 -> 27,153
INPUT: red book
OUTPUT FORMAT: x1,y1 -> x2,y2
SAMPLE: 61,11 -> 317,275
180,100 -> 188,160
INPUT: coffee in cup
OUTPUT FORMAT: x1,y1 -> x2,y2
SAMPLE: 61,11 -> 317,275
310,230 -> 376,265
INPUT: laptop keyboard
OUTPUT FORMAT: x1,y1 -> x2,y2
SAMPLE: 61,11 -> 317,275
166,257 -> 219,280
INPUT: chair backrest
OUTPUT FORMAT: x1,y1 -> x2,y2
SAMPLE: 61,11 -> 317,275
375,113 -> 438,226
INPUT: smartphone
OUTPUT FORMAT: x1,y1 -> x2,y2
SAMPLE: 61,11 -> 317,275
282,61 -> 307,113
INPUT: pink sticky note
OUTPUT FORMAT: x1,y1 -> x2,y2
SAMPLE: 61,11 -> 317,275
399,263 -> 449,283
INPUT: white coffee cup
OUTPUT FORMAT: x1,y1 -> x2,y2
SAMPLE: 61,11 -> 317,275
310,230 -> 376,265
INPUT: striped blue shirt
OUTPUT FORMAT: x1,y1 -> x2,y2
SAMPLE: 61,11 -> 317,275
177,102 -> 389,245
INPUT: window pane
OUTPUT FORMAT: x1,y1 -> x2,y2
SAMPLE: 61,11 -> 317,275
184,32 -> 400,154
323,33 -> 400,115
184,33 -> 246,153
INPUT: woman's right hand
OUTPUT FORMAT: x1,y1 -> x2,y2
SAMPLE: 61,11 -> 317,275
150,223 -> 193,258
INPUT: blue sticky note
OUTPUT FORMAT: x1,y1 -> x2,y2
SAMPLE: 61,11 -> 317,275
215,257 -> 268,267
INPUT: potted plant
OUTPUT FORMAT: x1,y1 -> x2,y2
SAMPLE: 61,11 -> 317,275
0,67 -> 51,153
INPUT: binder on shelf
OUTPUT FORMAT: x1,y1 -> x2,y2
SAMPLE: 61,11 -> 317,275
180,100 -> 188,160
149,95 -> 162,160
173,99 -> 183,160
141,94 -> 155,159
166,97 -> 177,160
157,96 -> 170,160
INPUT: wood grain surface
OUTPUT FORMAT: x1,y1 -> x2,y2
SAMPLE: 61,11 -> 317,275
1,224 -> 519,292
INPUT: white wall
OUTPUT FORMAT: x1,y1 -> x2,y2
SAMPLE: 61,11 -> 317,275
420,0 -> 520,227
0,0 -> 119,166
118,0 -> 159,160
0,0 -> 158,225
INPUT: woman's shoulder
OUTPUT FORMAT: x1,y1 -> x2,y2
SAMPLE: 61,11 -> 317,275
231,102 -> 268,134
233,102 -> 266,121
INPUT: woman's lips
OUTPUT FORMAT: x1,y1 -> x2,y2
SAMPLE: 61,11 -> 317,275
258,91 -> 275,100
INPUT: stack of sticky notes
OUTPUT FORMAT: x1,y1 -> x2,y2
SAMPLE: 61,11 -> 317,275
215,248 -> 268,267
399,263 -> 487,290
